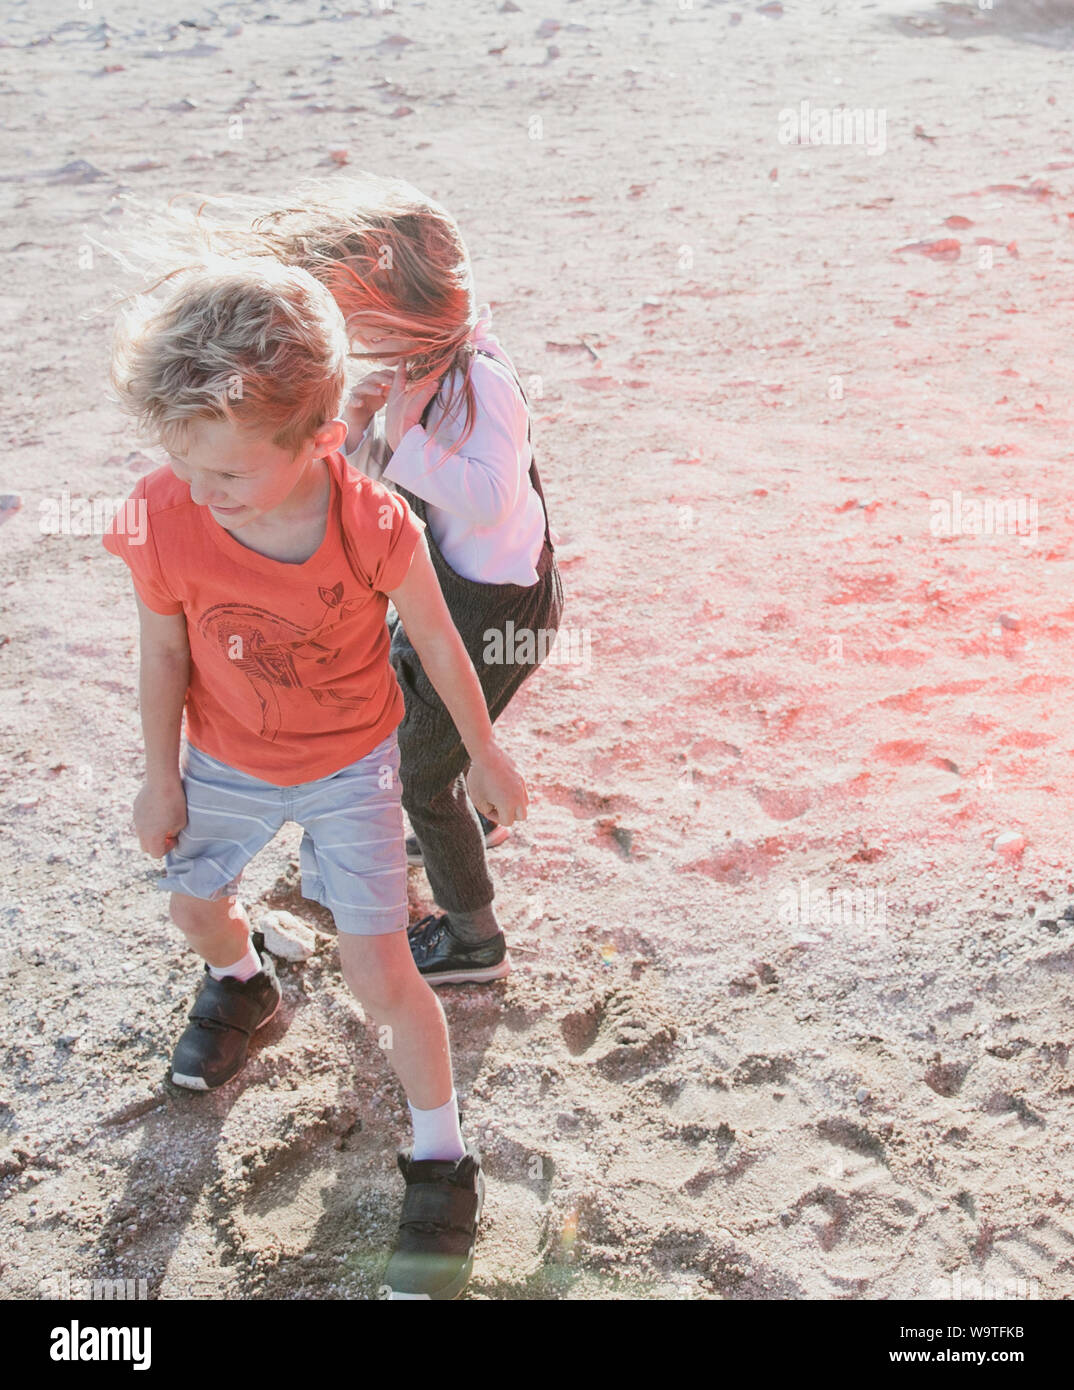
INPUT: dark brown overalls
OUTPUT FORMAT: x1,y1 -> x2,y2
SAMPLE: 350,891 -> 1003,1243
389,350 -> 565,916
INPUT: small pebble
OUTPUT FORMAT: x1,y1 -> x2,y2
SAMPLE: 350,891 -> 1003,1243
52,160 -> 106,183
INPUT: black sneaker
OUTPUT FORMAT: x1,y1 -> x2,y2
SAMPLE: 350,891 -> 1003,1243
407,913 -> 511,985
384,1143 -> 485,1300
405,813 -> 510,867
170,932 -> 281,1090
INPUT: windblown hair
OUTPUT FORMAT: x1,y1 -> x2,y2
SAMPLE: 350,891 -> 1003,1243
245,175 -> 481,452
111,257 -> 350,453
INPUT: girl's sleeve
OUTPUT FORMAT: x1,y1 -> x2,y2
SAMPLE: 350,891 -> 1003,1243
381,358 -> 528,526
101,477 -> 184,615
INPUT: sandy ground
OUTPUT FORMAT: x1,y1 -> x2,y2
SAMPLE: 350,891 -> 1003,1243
2,0 -> 1074,1301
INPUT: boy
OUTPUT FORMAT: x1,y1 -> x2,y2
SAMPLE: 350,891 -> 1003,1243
102,259 -> 526,1300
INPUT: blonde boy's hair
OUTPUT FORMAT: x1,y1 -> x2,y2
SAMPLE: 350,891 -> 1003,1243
111,257 -> 350,453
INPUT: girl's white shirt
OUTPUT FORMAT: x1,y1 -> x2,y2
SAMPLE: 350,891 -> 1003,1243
347,306 -> 547,587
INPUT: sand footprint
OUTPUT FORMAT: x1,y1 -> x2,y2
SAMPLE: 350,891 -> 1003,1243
560,984 -> 677,1079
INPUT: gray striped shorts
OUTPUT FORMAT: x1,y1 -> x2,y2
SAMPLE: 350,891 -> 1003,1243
157,732 -> 407,936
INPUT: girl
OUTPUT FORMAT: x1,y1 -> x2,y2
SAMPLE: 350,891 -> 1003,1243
249,175 -> 565,986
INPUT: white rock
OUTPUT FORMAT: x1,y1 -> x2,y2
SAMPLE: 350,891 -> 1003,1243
259,911 -> 316,961
993,831 -> 1026,856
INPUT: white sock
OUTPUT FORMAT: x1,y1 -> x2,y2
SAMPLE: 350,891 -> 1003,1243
408,1089 -> 466,1162
208,937 -> 261,983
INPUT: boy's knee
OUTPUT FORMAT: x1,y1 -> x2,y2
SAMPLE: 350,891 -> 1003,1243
168,892 -> 198,928
343,970 -> 412,1018
338,935 -> 423,1016
168,891 -> 238,930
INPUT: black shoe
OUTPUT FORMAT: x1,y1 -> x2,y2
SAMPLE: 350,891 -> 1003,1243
407,913 -> 511,985
405,813 -> 510,867
170,932 -> 281,1090
384,1143 -> 485,1300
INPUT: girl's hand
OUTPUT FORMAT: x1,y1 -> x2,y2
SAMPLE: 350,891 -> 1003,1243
384,364 -> 441,451
344,369 -> 395,450
466,743 -> 528,827
133,776 -> 188,859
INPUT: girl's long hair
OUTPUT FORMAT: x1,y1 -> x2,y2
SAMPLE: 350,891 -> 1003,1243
246,175 -> 481,455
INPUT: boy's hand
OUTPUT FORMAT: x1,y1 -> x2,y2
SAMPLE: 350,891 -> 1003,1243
344,369 -> 394,450
466,743 -> 528,827
133,777 -> 188,859
385,365 -> 441,451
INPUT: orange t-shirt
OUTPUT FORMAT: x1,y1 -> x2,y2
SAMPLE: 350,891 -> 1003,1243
102,451 -> 425,786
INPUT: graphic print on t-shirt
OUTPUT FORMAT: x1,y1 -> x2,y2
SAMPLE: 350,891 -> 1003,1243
102,455 -> 427,783
197,580 -> 370,741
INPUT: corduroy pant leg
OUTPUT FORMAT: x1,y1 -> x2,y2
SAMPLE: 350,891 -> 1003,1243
391,557 -> 564,918
392,631 -> 495,917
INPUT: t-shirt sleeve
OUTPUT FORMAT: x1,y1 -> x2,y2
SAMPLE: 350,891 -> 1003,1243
346,476 -> 426,595
100,477 -> 184,615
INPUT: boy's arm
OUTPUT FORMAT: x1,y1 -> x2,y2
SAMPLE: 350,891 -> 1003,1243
133,590 -> 192,855
385,538 -> 527,825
